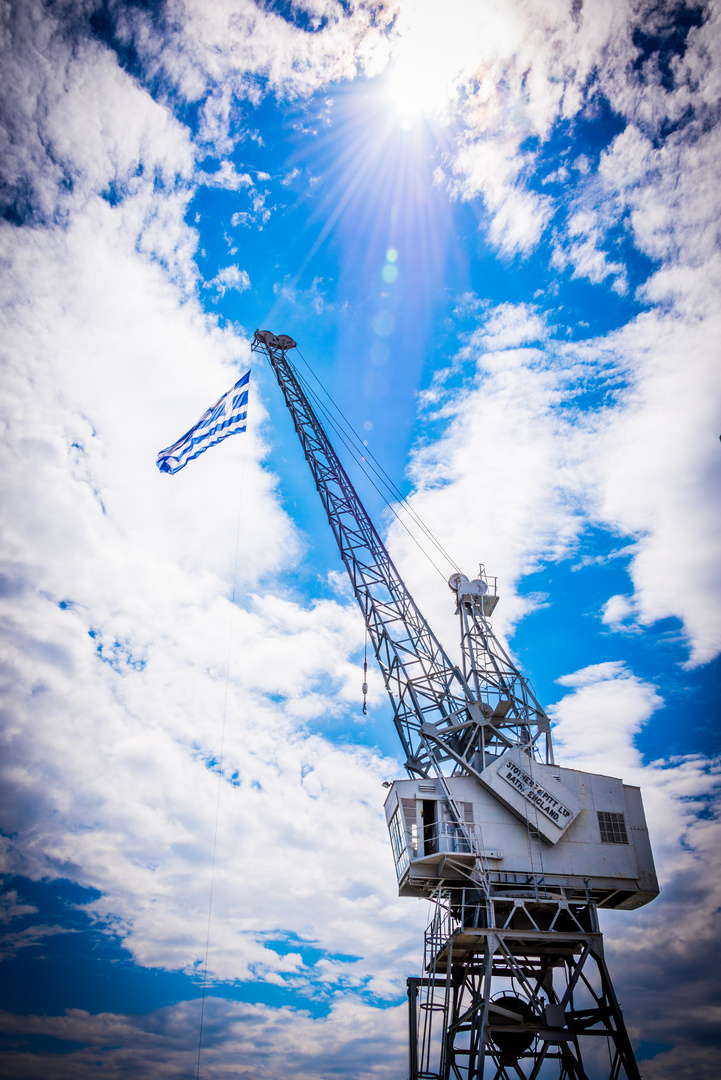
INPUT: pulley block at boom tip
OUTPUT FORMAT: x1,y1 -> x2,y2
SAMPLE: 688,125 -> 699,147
253,329 -> 296,352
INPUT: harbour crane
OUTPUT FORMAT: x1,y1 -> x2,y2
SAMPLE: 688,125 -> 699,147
252,329 -> 658,1080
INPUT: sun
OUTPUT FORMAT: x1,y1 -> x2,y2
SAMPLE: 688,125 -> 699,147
385,50 -> 454,130
386,58 -> 440,126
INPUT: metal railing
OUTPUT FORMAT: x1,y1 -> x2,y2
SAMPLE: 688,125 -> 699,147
390,818 -> 493,881
421,820 -> 474,855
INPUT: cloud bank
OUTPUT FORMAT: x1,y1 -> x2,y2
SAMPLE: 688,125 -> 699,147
0,1 -> 719,1077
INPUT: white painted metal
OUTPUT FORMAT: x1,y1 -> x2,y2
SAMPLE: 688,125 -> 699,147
480,749 -> 583,844
385,766 -> 658,909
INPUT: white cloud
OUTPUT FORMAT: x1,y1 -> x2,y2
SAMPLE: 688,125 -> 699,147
383,12 -> 719,630
0,0 -> 419,1033
0,996 -> 408,1079
0,23 -> 442,1075
0,0 -> 193,232
196,160 -> 254,189
552,660 -> 661,772
386,313 -> 591,648
405,0 -> 721,294
551,209 -> 628,293
389,294 -> 721,666
387,0 -> 611,254
229,187 -> 274,229
206,264 -> 251,296
0,199 -> 418,997
470,301 -> 548,351
590,307 -> 721,666
555,659 -> 629,690
0,922 -> 70,963
601,593 -> 639,632
452,133 -> 553,256
116,0 -> 396,151
0,891 -> 36,925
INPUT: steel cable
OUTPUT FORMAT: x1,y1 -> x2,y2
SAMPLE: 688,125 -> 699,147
292,347 -> 462,581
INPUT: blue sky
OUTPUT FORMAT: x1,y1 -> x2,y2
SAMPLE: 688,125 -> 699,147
0,1 -> 719,1077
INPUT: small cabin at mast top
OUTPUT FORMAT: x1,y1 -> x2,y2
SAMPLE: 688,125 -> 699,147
384,749 -> 658,911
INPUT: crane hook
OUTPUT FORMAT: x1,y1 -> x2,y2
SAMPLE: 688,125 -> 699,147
362,622 -> 369,715
362,658 -> 368,716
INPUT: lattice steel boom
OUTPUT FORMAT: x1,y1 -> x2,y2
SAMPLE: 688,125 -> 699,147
252,330 -> 552,783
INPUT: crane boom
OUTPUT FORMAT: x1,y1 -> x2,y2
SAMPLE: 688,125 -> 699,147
253,330 -> 476,778
252,330 -> 553,781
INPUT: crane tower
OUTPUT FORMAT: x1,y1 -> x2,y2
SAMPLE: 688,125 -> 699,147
252,329 -> 658,1080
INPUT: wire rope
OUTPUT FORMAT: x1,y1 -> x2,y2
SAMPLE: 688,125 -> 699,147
296,370 -> 450,582
294,349 -> 460,574
290,349 -> 460,582
195,410 -> 248,1079
293,347 -> 461,583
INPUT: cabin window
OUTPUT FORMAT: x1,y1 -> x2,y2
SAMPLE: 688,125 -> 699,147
389,808 -> 409,875
400,798 -> 418,854
598,811 -> 629,844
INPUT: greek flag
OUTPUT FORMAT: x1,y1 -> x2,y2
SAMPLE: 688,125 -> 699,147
156,370 -> 250,475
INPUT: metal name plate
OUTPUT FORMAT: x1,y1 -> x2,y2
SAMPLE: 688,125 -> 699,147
497,758 -> 574,826
480,749 -> 582,845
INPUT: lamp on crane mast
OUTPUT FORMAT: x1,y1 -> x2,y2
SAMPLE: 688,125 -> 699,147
251,328 -> 658,1080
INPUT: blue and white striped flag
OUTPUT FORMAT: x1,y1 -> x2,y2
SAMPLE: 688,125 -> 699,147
156,370 -> 250,475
